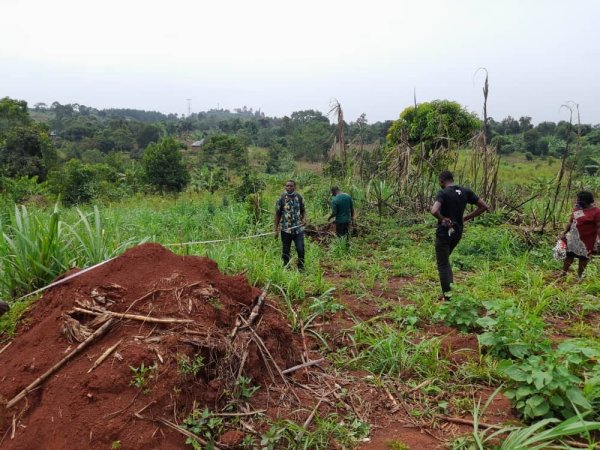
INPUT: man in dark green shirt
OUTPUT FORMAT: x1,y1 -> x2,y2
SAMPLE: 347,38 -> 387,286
328,186 -> 354,242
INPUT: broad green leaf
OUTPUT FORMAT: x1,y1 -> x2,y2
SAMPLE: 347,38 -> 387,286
566,388 -> 591,408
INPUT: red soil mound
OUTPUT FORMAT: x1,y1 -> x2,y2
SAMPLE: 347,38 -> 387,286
0,243 -> 300,449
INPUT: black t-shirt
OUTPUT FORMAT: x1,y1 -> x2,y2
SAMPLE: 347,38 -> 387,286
435,185 -> 479,236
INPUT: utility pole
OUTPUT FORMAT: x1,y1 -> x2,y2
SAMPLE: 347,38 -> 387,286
186,98 -> 191,117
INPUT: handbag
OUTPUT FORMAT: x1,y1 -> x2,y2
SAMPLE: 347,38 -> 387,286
553,238 -> 567,260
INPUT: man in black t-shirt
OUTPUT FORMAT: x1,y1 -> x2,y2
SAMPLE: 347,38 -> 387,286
430,171 -> 489,299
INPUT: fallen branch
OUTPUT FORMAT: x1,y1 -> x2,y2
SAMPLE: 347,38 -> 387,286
0,342 -> 11,355
72,307 -> 193,324
440,416 -> 502,430
104,392 -> 140,419
408,378 -> 433,394
383,385 -> 399,408
246,282 -> 269,326
88,338 -> 123,373
123,287 -> 174,314
230,283 -> 270,339
282,358 -> 325,375
211,410 -> 266,417
8,318 -> 115,408
303,389 -> 336,429
155,417 -> 223,450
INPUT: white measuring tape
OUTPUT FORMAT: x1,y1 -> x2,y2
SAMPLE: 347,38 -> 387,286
11,225 -> 303,303
163,225 -> 301,247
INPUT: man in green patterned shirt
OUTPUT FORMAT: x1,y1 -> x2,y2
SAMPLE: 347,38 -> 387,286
274,180 -> 306,270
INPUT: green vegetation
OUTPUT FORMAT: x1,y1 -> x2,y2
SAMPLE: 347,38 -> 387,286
177,353 -> 205,377
129,362 -> 157,392
1,96 -> 600,447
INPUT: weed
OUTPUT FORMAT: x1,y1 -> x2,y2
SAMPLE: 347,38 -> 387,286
349,323 -> 447,378
110,441 -> 122,450
207,296 -> 222,309
455,355 -> 503,385
452,397 -> 475,416
477,300 -> 547,359
434,290 -> 482,332
0,296 -> 36,336
386,304 -> 419,328
260,413 -> 369,449
387,440 -> 410,450
233,376 -> 260,400
501,340 -> 599,420
129,362 -> 157,392
177,354 -> 205,376
182,407 -> 223,449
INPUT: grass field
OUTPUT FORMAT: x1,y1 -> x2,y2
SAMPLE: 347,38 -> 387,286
1,160 -> 599,448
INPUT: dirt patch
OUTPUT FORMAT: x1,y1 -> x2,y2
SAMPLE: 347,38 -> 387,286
0,243 -> 302,449
440,331 -> 480,365
358,421 -> 444,449
372,276 -> 412,300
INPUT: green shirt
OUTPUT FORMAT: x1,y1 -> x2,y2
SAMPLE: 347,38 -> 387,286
331,193 -> 353,224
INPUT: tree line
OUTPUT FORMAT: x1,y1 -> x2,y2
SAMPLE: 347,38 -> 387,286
2,96 -> 600,210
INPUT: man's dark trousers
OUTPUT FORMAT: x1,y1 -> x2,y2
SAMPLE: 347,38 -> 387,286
281,231 -> 305,269
335,222 -> 350,243
435,234 -> 461,294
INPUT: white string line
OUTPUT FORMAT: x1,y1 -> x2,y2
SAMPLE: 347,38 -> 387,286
14,256 -> 119,303
163,225 -> 301,247
11,225 -> 303,303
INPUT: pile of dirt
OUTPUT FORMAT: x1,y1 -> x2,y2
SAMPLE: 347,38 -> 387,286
0,243 -> 302,449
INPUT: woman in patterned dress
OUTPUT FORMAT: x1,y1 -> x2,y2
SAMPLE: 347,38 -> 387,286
560,191 -> 600,278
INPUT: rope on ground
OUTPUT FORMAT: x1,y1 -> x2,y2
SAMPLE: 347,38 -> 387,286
11,225 -> 302,304
163,225 -> 301,247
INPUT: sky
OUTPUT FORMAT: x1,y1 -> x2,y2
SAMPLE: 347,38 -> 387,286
1,0 -> 599,124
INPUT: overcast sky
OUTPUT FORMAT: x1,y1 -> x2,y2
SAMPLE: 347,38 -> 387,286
1,0 -> 599,124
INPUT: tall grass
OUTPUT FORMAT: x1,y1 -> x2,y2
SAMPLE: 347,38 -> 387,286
0,205 -> 70,298
67,206 -> 140,265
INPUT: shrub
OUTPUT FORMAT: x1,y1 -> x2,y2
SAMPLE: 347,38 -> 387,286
434,291 -> 482,332
142,137 -> 190,193
501,340 -> 599,420
476,300 -> 547,359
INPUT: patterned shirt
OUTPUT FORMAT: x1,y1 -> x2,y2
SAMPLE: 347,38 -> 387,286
275,192 -> 305,234
567,206 -> 600,256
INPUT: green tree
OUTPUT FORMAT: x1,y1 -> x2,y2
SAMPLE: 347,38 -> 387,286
287,110 -> 332,161
523,128 -> 541,154
0,97 -> 30,134
387,100 -> 481,154
136,124 -> 162,150
0,123 -> 56,180
142,137 -> 190,192
49,160 -> 120,205
201,134 -> 249,172
584,129 -> 600,145
266,139 -> 294,174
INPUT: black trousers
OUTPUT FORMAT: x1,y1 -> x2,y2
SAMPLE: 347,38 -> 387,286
435,235 -> 460,294
281,231 -> 305,269
335,222 -> 350,241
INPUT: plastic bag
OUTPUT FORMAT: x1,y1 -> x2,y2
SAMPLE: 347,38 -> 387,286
553,238 -> 567,260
